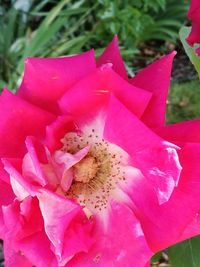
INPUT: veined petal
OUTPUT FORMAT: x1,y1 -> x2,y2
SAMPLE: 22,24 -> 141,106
17,50 -> 96,113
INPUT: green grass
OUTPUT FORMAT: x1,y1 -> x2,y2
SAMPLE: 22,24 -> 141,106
167,79 -> 200,124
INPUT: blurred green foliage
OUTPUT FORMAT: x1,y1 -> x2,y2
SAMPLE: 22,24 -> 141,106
0,0 -> 189,89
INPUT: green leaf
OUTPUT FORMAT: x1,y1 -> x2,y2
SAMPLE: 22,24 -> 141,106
179,26 -> 200,79
168,235 -> 200,267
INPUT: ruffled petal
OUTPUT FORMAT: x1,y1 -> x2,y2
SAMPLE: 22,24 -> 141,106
0,89 -> 55,158
3,197 -> 56,267
67,201 -> 152,267
97,35 -> 127,79
125,143 -> 200,251
17,51 -> 96,113
104,95 -> 182,204
37,189 -> 93,265
131,52 -> 176,128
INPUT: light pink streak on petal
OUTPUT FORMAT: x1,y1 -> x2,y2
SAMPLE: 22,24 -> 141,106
2,158 -> 37,200
53,145 -> 90,191
131,52 -> 176,128
45,115 -> 76,152
104,95 -> 182,204
97,35 -> 127,79
17,50 -> 96,114
0,89 -> 55,158
59,64 -> 151,122
37,189 -> 92,264
67,201 -> 152,267
125,143 -> 200,251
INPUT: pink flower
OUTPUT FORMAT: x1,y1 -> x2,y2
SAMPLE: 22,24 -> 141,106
1,36 -> 200,267
186,0 -> 200,54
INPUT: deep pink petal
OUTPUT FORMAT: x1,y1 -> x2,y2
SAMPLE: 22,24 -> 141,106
186,0 -> 200,47
131,52 -> 176,128
0,89 -> 55,158
45,115 -> 76,152
67,201 -> 152,267
59,64 -> 151,123
0,179 -> 15,238
125,143 -> 200,251
4,240 -> 32,267
156,119 -> 200,144
97,35 -> 127,79
17,51 -> 96,113
104,95 -> 182,204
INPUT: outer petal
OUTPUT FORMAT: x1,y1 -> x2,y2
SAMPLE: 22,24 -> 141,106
104,95 -> 182,204
67,201 -> 152,267
0,89 -> 55,158
156,119 -> 200,143
97,35 -> 127,79
59,64 -> 151,122
17,50 -> 96,113
125,143 -> 200,251
131,52 -> 176,128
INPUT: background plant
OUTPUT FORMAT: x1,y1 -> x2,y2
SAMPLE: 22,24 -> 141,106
0,0 -> 189,89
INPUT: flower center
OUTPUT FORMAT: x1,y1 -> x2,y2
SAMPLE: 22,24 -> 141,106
74,156 -> 98,183
61,129 -> 128,212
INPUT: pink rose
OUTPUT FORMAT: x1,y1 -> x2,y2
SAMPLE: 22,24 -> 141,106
1,36 -> 200,267
186,0 -> 200,54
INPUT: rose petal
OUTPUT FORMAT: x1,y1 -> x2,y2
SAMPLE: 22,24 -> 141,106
104,95 -> 182,204
131,52 -> 176,128
17,50 -> 96,113
97,35 -> 127,79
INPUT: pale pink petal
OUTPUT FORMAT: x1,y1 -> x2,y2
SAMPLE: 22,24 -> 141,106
0,89 -> 54,158
97,35 -> 127,79
2,158 -> 37,200
104,95 -> 181,204
67,201 -> 152,267
131,52 -> 176,127
17,51 -> 96,113
59,64 -> 151,123
53,146 -> 90,191
37,189 -> 93,265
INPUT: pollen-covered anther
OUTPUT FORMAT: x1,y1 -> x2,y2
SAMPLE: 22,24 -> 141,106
74,156 -> 98,183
